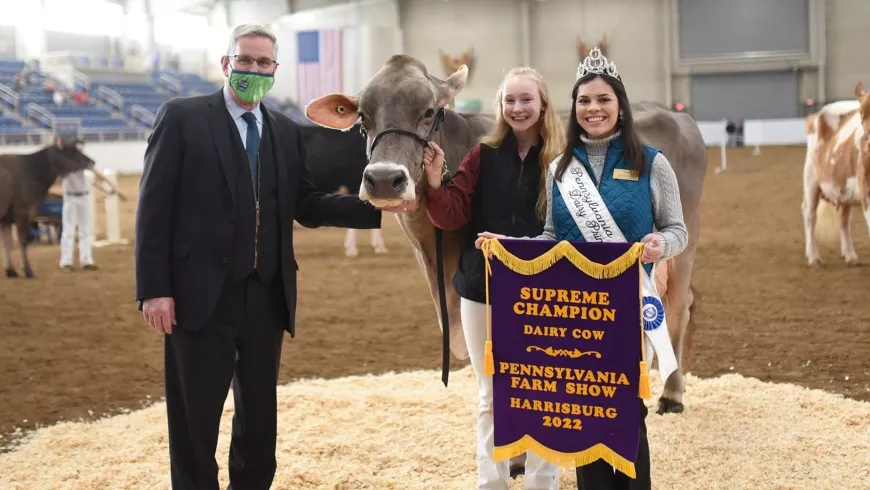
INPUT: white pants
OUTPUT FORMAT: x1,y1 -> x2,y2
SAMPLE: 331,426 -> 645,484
461,298 -> 560,490
59,195 -> 93,267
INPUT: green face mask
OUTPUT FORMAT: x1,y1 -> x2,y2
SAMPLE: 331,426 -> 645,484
229,69 -> 275,104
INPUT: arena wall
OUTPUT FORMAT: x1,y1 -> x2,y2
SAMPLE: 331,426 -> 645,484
397,0 -> 668,114
317,0 -> 869,116
825,0 -> 870,101
0,142 -> 146,174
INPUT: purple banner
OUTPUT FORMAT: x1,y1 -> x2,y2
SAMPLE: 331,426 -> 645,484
482,238 -> 646,478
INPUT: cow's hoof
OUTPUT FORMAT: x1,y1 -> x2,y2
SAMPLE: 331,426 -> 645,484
373,246 -> 388,254
5,268 -> 18,278
844,257 -> 861,267
807,258 -> 823,267
656,397 -> 684,415
24,268 -> 34,279
345,248 -> 359,258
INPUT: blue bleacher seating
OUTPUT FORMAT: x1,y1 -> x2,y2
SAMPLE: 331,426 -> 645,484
1,57 -> 305,141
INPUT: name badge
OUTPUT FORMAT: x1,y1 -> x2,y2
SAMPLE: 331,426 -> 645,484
613,169 -> 638,181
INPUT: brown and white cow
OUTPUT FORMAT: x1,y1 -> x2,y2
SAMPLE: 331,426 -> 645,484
304,55 -> 707,416
802,81 -> 870,266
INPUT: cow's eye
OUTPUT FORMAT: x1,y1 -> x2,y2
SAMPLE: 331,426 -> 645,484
424,109 -> 434,118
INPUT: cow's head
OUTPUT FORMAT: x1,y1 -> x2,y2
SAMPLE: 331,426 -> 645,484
48,136 -> 95,176
305,55 -> 468,207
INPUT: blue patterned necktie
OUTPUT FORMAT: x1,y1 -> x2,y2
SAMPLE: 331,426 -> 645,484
241,111 -> 259,196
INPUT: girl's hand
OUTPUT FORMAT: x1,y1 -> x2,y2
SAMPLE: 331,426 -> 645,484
422,142 -> 446,189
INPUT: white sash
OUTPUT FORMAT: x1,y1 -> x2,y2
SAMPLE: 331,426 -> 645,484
550,155 -> 677,384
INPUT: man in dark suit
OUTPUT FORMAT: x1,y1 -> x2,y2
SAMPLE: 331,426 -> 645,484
134,24 -> 412,490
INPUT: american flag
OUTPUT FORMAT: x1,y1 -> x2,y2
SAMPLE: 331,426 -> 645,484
296,28 -> 343,106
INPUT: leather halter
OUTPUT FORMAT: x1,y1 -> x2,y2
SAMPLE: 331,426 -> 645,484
360,108 -> 446,162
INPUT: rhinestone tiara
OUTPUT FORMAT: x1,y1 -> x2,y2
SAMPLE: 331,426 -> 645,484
576,47 -> 620,81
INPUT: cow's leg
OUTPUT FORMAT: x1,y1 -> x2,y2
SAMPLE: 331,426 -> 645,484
861,198 -> 870,243
14,214 -> 34,278
1,224 -> 17,278
802,158 -> 823,266
658,254 -> 695,415
839,204 -> 860,265
344,229 -> 359,257
370,228 -> 388,254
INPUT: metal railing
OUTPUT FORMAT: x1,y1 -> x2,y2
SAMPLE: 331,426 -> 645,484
158,73 -> 182,94
130,104 -> 156,127
73,70 -> 91,91
0,82 -> 21,111
1,126 -> 150,145
25,102 -> 82,137
96,85 -> 124,112
0,130 -> 53,146
79,127 -> 150,143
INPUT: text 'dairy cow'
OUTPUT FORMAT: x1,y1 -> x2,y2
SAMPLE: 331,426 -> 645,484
304,55 -> 706,415
802,81 -> 870,266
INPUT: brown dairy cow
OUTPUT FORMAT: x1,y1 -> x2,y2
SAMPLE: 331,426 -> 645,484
802,82 -> 870,266
305,55 -> 706,416
0,137 -> 95,278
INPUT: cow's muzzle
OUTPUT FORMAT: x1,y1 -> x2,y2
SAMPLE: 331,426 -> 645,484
361,162 -> 411,201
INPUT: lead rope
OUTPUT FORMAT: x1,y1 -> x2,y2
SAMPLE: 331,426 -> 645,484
435,158 -> 452,386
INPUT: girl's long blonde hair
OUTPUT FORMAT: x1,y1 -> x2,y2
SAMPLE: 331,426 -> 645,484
480,67 -> 566,221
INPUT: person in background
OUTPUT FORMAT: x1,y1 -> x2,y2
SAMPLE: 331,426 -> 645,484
59,139 -> 125,272
52,90 -> 64,105
422,66 -> 566,490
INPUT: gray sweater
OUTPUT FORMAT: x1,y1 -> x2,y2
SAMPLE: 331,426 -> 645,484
526,131 -> 688,261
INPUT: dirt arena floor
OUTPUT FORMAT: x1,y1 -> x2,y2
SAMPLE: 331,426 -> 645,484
1,145 -> 869,446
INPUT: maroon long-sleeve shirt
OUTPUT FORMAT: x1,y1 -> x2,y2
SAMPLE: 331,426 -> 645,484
426,145 -> 482,230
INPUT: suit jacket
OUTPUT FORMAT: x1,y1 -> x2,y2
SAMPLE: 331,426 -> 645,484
134,89 -> 382,337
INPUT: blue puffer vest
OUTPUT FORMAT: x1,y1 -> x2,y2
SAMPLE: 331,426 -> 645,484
551,136 -> 660,276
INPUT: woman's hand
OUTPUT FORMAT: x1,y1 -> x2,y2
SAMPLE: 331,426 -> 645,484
422,142 -> 446,189
641,233 -> 663,263
474,231 -> 507,252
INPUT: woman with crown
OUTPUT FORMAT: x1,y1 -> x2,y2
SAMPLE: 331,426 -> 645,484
475,47 -> 689,490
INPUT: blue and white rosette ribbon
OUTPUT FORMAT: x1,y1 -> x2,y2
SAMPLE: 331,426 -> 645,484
641,264 -> 677,383
642,296 -> 665,331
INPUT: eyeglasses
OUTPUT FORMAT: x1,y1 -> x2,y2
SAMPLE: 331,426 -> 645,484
229,55 -> 278,71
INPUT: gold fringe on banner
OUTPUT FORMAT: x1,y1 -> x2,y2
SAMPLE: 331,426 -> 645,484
480,239 -> 651,397
494,436 -> 636,479
481,239 -> 644,279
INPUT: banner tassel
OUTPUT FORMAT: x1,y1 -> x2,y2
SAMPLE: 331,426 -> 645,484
638,361 -> 651,399
484,341 -> 495,375
638,260 -> 651,400
483,240 -> 495,376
